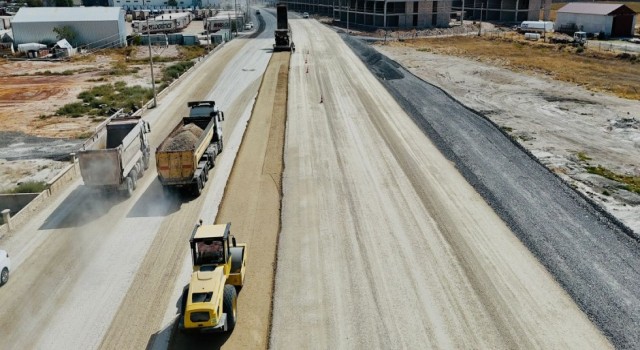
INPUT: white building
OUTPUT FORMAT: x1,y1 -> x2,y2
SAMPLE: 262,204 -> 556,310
11,7 -> 127,48
556,3 -> 637,37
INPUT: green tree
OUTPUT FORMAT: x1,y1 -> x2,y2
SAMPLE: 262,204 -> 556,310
53,25 -> 77,44
54,0 -> 73,6
82,0 -> 109,5
25,0 -> 44,6
167,0 -> 177,6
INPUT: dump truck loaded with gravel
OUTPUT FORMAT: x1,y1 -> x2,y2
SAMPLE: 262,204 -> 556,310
156,101 -> 224,196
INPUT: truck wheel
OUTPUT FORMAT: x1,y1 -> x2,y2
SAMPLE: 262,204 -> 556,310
0,268 -> 8,286
193,181 -> 202,196
138,162 -> 145,178
223,285 -> 237,332
130,171 -> 138,190
180,287 -> 189,316
125,177 -> 134,197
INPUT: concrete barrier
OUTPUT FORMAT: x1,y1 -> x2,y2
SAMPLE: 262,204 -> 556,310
0,193 -> 40,218
3,190 -> 50,232
0,159 -> 79,235
47,159 -> 80,196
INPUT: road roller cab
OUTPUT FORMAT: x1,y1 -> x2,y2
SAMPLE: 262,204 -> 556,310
180,222 -> 246,333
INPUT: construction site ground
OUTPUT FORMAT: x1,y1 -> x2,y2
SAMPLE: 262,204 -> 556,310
1,10 -> 640,350
168,51 -> 289,350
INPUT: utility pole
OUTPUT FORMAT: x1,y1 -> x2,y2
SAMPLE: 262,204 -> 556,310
146,13 -> 157,108
346,0 -> 349,34
477,1 -> 483,36
234,0 -> 238,35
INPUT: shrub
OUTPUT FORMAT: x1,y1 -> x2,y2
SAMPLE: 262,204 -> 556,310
5,181 -> 48,194
56,83 -> 153,117
162,61 -> 195,83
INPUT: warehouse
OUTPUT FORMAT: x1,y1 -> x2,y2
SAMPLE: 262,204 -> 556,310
11,7 -> 127,49
555,3 -> 637,38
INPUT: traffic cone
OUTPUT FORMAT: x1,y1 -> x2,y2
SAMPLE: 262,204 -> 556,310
320,95 -> 323,103
306,66 -> 309,74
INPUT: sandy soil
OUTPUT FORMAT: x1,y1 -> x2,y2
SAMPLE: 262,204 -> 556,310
375,43 -> 640,233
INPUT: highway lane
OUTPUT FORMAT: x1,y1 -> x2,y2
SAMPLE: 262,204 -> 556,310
270,19 -> 611,349
0,13 -> 275,350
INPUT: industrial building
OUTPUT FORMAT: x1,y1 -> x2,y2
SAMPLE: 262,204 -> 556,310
451,0 -> 550,22
555,3 -> 637,37
205,11 -> 245,32
11,7 -> 127,49
282,0 -> 452,28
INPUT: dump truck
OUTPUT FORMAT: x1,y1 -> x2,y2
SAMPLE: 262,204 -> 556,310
156,101 -> 224,196
78,114 -> 151,197
180,221 -> 246,333
274,4 -> 294,52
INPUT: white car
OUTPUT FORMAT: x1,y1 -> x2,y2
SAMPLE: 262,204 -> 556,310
0,250 -> 10,286
302,12 -> 309,18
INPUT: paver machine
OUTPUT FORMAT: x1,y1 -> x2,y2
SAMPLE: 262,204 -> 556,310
179,222 -> 246,333
274,3 -> 294,51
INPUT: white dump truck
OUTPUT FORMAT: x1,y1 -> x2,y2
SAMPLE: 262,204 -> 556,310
78,114 -> 151,197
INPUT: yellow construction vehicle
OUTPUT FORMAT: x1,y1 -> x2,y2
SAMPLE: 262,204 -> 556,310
179,222 -> 246,333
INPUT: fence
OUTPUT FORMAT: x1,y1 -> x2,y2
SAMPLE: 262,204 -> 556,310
587,41 -> 640,54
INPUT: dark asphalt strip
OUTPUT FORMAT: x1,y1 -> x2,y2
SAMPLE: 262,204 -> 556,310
341,34 -> 640,349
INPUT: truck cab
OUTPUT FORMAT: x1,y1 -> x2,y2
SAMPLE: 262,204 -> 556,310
187,101 -> 224,152
573,31 -> 587,45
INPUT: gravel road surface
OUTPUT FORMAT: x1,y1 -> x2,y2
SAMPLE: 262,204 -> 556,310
0,13 -> 275,350
342,32 -> 640,348
271,19 -> 610,349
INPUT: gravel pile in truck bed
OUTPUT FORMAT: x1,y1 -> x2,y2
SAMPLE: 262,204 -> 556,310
161,124 -> 204,151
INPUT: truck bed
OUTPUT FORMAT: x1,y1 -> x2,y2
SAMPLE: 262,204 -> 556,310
78,117 -> 144,187
156,116 -> 216,184
78,150 -> 122,186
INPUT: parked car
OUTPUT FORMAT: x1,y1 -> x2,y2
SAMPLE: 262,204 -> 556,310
256,10 -> 260,15
244,23 -> 251,30
302,12 -> 309,18
248,21 -> 254,28
0,250 -> 10,286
